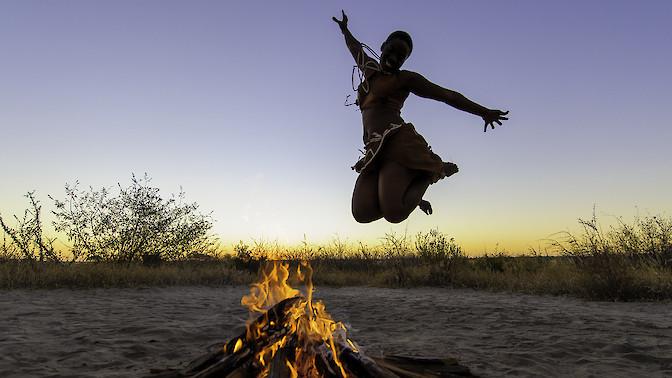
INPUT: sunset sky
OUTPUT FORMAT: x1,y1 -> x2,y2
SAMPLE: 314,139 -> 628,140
1,1 -> 670,255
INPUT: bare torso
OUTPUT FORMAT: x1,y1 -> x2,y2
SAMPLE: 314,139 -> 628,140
361,108 -> 405,142
359,72 -> 411,143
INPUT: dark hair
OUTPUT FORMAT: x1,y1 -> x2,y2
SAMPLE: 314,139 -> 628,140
382,30 -> 413,56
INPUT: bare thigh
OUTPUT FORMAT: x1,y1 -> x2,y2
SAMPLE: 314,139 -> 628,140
378,160 -> 429,223
351,170 -> 382,223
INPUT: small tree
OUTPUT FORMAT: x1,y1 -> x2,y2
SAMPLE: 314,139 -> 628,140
50,174 -> 216,262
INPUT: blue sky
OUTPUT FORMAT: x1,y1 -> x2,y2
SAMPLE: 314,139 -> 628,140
1,1 -> 671,255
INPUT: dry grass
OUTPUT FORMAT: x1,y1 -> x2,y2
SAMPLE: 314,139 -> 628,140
4,185 -> 670,300
2,254 -> 671,301
3,212 -> 672,301
309,255 -> 672,301
0,260 -> 253,290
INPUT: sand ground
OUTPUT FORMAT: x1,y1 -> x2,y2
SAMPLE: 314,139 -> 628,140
1,286 -> 671,377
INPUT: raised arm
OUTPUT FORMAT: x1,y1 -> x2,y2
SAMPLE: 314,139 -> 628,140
403,71 -> 509,132
332,11 -> 379,78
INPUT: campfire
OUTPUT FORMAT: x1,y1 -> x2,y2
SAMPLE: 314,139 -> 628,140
154,261 -> 473,377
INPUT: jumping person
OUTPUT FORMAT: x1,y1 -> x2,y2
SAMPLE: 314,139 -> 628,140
333,11 -> 508,224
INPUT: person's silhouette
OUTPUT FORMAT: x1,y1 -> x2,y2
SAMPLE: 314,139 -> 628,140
333,11 -> 509,223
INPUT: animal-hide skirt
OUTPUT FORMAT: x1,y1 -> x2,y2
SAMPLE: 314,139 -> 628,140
352,123 -> 447,183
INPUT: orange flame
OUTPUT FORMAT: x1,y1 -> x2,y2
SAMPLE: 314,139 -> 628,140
240,261 -> 351,377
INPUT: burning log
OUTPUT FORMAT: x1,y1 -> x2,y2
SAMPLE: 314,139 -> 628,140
149,262 -> 474,377
175,297 -> 302,378
266,346 -> 296,378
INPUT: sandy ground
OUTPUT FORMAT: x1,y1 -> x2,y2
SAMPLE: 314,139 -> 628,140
1,286 -> 671,377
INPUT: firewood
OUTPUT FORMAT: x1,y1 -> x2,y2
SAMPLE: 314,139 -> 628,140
225,297 -> 303,355
181,345 -> 226,375
267,346 -> 296,378
189,347 -> 252,378
338,347 -> 397,378
369,355 -> 473,377
147,296 -> 474,378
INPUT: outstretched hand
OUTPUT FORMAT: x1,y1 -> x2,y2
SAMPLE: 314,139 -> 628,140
482,110 -> 509,132
332,10 -> 348,31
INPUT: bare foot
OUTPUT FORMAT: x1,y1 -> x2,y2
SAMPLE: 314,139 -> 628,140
443,162 -> 459,178
418,200 -> 432,215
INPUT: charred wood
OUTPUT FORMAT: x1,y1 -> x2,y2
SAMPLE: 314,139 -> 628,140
147,296 -> 474,378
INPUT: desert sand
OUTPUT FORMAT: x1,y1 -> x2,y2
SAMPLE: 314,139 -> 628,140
1,286 -> 670,377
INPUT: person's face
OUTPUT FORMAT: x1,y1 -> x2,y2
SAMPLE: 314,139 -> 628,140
380,38 -> 410,72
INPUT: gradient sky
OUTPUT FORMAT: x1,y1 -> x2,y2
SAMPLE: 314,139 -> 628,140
1,1 -> 671,255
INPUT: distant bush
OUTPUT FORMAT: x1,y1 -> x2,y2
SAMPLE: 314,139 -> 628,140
415,229 -> 465,262
611,214 -> 672,268
50,174 -> 218,262
548,208 -> 672,300
0,192 -> 62,263
551,209 -> 672,267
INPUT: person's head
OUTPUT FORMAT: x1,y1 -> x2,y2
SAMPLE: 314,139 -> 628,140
380,30 -> 413,72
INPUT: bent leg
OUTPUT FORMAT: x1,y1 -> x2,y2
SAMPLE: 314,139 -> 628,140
351,170 -> 383,223
378,160 -> 431,223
